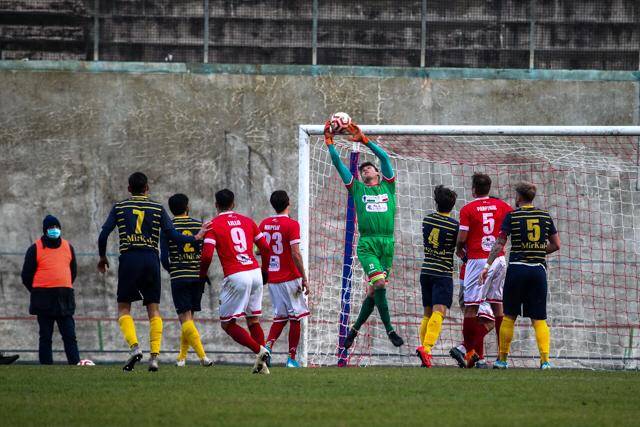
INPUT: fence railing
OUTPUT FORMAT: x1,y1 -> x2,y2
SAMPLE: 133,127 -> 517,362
0,0 -> 638,70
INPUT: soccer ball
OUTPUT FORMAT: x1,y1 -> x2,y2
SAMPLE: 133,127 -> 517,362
330,112 -> 352,134
77,359 -> 95,366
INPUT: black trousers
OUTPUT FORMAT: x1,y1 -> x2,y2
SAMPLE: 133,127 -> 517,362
37,315 -> 80,365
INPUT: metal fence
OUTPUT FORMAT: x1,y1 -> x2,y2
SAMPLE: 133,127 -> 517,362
1,0 -> 638,70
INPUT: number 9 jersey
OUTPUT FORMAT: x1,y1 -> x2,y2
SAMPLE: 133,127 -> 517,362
200,211 -> 269,278
258,214 -> 302,284
459,196 -> 513,259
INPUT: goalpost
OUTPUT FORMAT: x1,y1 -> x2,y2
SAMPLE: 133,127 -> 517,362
299,125 -> 640,369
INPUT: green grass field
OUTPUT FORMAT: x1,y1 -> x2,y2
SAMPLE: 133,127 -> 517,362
1,365 -> 639,427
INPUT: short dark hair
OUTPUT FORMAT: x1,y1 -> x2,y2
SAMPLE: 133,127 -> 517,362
270,190 -> 290,213
168,193 -> 189,216
515,181 -> 537,203
358,161 -> 379,174
215,188 -> 235,210
434,185 -> 457,213
128,172 -> 148,194
472,173 -> 491,196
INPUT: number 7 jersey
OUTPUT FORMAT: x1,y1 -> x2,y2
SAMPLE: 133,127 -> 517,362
459,196 -> 513,259
200,211 -> 268,277
259,214 -> 303,284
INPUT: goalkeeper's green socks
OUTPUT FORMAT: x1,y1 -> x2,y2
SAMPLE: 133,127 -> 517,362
374,288 -> 394,333
352,296 -> 375,331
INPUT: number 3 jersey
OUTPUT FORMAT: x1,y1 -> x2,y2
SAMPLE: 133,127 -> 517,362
258,214 -> 302,284
200,211 -> 269,278
459,197 -> 513,259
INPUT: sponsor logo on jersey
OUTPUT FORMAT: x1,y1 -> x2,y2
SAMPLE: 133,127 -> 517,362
366,203 -> 388,213
236,253 -> 254,265
269,255 -> 281,272
363,193 -> 389,212
481,235 -> 496,251
362,194 -> 389,203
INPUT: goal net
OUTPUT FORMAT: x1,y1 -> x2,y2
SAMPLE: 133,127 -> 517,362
299,125 -> 640,370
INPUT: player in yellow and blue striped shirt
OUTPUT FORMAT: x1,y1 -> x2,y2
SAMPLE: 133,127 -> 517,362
98,173 -> 207,372
416,185 -> 458,368
479,182 -> 560,369
160,193 -> 213,367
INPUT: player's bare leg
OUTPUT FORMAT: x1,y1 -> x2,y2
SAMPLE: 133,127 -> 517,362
118,302 -> 143,372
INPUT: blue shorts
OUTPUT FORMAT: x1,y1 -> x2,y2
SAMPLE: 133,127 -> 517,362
171,279 -> 205,314
420,273 -> 453,309
117,250 -> 161,305
503,264 -> 548,320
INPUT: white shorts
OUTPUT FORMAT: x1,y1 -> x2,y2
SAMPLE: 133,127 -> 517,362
268,278 -> 310,322
463,256 -> 507,306
219,268 -> 263,322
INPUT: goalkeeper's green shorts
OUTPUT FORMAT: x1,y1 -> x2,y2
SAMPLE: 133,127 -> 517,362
357,236 -> 394,284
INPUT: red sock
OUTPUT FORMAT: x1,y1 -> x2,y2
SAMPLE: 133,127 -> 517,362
462,317 -> 475,351
225,322 -> 260,354
474,319 -> 490,359
288,320 -> 301,360
248,322 -> 265,347
267,321 -> 287,348
495,315 -> 503,349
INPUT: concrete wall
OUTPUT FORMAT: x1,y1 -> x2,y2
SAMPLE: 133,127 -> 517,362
0,63 -> 637,364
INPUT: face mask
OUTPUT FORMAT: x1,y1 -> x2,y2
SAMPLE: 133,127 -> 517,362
46,228 -> 61,239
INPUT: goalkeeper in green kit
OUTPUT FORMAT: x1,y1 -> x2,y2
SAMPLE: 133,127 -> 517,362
324,119 -> 404,349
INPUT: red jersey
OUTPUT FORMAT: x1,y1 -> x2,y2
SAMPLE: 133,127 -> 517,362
459,197 -> 512,259
259,214 -> 302,284
199,211 -> 269,278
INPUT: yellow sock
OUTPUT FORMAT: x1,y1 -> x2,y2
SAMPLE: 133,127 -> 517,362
149,316 -> 163,355
183,320 -> 206,359
499,316 -> 515,362
118,315 -> 138,348
423,311 -> 444,353
419,315 -> 430,346
177,328 -> 189,361
533,320 -> 550,364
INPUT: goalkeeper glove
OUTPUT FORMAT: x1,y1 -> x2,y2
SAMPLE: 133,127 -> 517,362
347,122 -> 369,144
323,120 -> 334,146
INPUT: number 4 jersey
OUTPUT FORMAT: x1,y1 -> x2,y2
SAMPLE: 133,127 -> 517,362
200,211 -> 269,278
459,196 -> 513,259
259,214 -> 302,284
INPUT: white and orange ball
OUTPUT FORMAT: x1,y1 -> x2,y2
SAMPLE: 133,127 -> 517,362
330,112 -> 352,134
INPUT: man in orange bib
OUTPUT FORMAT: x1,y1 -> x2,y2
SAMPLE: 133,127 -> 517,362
21,215 -> 80,365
